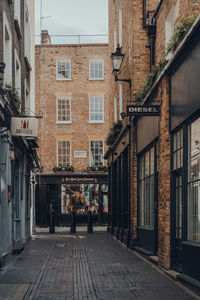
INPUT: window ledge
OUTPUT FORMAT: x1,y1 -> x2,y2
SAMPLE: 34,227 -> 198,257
56,78 -> 71,81
24,56 -> 32,71
89,121 -> 104,124
182,240 -> 200,248
136,226 -> 154,231
56,122 -> 72,124
14,19 -> 22,39
14,219 -> 21,222
88,78 -> 104,81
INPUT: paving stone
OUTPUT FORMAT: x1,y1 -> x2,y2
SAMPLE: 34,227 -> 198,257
0,227 -> 198,300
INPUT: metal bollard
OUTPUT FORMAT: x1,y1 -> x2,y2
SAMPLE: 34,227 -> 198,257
70,210 -> 76,233
87,211 -> 93,233
49,207 -> 55,233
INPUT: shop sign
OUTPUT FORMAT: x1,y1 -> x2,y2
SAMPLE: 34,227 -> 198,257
127,105 -> 160,116
74,151 -> 86,158
11,117 -> 38,137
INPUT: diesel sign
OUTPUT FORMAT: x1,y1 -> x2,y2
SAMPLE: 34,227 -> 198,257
127,105 -> 160,116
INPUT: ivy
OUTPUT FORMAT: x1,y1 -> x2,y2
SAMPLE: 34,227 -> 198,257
106,120 -> 123,146
133,15 -> 197,103
133,59 -> 167,102
5,84 -> 21,110
166,15 -> 198,55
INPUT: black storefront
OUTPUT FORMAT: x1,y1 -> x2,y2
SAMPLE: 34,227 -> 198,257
36,172 -> 108,227
106,123 -> 131,246
169,20 -> 200,284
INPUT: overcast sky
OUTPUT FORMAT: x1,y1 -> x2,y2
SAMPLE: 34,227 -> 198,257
35,0 -> 108,44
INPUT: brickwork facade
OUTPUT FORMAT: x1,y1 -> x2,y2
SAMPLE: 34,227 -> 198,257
35,39 -> 111,173
107,0 -> 200,282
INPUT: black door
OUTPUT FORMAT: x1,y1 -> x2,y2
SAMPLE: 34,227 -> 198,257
173,172 -> 183,271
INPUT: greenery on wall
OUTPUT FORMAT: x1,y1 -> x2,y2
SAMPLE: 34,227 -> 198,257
165,14 -> 197,55
106,120 -> 123,146
133,14 -> 198,103
5,84 -> 21,110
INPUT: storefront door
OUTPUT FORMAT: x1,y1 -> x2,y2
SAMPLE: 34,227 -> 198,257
173,172 -> 183,271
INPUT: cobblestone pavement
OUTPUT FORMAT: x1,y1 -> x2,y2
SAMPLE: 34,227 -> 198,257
0,227 -> 199,300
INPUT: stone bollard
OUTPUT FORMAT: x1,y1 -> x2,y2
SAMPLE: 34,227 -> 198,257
70,210 -> 76,233
87,211 -> 93,233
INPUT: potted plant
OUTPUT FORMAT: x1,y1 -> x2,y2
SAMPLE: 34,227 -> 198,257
53,165 -> 74,172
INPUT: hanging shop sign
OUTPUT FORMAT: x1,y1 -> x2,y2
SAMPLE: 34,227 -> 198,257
74,151 -> 86,158
126,105 -> 160,116
11,117 -> 38,137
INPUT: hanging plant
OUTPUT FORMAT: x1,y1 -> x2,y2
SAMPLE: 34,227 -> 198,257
106,120 -> 123,146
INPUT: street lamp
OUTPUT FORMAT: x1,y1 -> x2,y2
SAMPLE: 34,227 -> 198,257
110,44 -> 131,89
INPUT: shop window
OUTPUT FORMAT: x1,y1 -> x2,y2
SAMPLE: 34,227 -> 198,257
3,12 -> 12,86
89,59 -> 104,80
56,60 -> 71,80
56,97 -> 71,123
188,117 -> 200,242
173,129 -> 183,170
89,96 -> 104,123
57,140 -> 71,166
90,140 -> 104,166
139,146 -> 156,229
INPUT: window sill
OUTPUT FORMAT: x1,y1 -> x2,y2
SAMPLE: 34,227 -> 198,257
182,240 -> 200,248
89,121 -> 104,124
24,56 -> 32,71
56,122 -> 72,124
136,226 -> 154,231
56,78 -> 72,81
88,78 -> 104,81
14,19 -> 22,39
14,219 -> 21,222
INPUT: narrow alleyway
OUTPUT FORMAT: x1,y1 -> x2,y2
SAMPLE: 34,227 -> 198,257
0,228 -> 198,300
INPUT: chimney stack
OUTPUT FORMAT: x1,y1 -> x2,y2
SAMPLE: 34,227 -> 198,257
41,30 -> 51,45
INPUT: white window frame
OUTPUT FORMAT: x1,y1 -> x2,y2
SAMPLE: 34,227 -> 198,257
3,11 -> 12,86
89,59 -> 104,80
57,140 -> 71,167
114,96 -> 117,122
89,140 -> 104,167
114,25 -> 117,51
119,2 -> 122,47
89,96 -> 104,123
24,79 -> 30,114
14,49 -> 21,99
14,0 -> 21,25
119,83 -> 123,120
165,7 -> 174,48
56,97 -> 72,124
56,60 -> 71,80
24,3 -> 30,63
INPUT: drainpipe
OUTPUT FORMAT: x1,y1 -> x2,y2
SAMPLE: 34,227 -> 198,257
142,0 -> 147,28
147,17 -> 156,72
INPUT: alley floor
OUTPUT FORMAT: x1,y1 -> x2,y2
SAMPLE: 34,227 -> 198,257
0,227 -> 199,300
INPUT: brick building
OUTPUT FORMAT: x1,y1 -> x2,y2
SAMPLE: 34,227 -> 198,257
106,0 -> 200,287
0,0 -> 38,263
35,31 -> 111,226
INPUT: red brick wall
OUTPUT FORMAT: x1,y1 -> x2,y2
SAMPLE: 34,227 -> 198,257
35,43 -> 112,172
